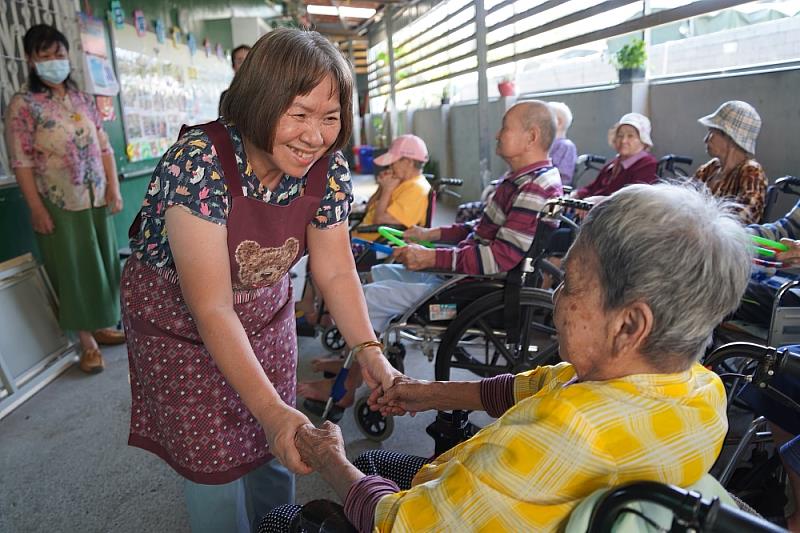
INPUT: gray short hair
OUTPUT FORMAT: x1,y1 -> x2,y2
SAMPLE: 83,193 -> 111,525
548,101 -> 573,132
516,100 -> 556,152
574,182 -> 751,365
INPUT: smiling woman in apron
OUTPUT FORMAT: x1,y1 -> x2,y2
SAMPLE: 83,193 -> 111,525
122,29 -> 399,532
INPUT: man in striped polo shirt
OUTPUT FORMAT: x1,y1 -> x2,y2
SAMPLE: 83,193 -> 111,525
298,100 -> 563,406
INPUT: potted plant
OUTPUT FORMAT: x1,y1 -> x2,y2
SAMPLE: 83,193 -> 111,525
497,76 -> 516,97
441,85 -> 450,105
612,38 -> 647,83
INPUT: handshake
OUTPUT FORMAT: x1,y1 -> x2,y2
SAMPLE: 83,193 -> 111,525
293,375 -> 478,474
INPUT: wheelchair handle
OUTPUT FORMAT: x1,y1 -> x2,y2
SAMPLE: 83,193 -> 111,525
775,175 -> 800,194
660,154 -> 693,166
588,481 -> 784,533
436,177 -> 464,186
543,197 -> 594,214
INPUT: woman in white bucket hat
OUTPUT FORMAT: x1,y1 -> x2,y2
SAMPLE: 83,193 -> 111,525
693,100 -> 767,225
573,112 -> 658,199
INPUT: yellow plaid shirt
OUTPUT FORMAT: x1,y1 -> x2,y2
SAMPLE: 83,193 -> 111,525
374,362 -> 727,532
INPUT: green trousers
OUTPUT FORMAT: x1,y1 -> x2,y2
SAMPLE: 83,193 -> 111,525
36,197 -> 121,332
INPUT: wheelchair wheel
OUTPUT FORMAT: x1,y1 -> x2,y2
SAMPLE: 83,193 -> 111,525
435,287 -> 559,381
321,325 -> 346,353
386,342 -> 406,374
354,395 -> 394,441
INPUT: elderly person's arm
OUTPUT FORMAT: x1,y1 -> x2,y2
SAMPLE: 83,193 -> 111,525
426,180 -> 560,274
308,221 -> 400,392
749,198 -> 800,241
731,161 -> 768,225
371,364 -> 567,418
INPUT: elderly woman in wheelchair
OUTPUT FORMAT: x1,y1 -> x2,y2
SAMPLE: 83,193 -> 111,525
259,183 -> 752,532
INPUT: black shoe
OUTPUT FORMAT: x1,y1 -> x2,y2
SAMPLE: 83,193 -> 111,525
303,398 -> 345,423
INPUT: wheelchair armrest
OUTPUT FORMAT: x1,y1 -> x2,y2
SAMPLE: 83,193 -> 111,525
290,499 -> 356,533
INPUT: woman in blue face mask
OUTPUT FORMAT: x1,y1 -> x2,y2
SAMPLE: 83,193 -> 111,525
4,24 -> 125,373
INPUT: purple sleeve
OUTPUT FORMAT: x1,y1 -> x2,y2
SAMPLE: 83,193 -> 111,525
550,139 -> 577,185
438,222 -> 472,243
344,475 -> 401,533
480,374 -> 516,417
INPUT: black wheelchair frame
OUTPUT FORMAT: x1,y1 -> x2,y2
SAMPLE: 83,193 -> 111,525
704,342 -> 800,522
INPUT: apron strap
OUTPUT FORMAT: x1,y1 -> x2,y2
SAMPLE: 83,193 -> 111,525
305,155 -> 330,199
128,121 -> 243,239
195,121 -> 244,198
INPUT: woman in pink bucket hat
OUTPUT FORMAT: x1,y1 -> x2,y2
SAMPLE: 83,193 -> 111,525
693,100 -> 767,225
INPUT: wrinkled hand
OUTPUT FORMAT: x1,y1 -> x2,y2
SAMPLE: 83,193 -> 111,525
392,244 -> 436,271
368,374 -> 435,416
376,170 -> 400,193
263,406 -> 313,475
295,421 -> 346,472
106,187 -> 123,214
404,225 -> 432,243
775,239 -> 800,267
359,346 -> 402,394
30,205 -> 55,234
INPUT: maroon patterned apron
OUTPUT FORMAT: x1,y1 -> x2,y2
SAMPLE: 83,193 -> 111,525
122,121 -> 327,484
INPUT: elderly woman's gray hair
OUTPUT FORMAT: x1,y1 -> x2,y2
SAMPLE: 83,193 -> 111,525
575,182 -> 751,365
548,101 -> 573,133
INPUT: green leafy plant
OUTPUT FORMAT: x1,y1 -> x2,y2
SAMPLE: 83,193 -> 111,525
612,38 -> 647,69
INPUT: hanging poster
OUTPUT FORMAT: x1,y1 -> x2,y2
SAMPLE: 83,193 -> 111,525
133,10 -> 146,36
78,13 -> 119,96
154,18 -> 165,43
203,38 -> 211,57
95,95 -> 116,121
112,23 -> 232,162
187,33 -> 196,56
110,0 -> 124,29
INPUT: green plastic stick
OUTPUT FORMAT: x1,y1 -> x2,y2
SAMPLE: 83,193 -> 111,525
751,235 -> 789,252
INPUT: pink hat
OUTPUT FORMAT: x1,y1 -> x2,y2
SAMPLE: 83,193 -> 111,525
374,134 -> 429,166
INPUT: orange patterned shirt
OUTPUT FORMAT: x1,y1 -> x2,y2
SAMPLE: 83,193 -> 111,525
694,157 -> 767,225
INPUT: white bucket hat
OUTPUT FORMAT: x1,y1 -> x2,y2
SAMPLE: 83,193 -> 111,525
608,112 -> 653,149
698,100 -> 761,155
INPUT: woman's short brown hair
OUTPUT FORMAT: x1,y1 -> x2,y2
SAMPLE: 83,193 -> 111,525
221,28 -> 353,154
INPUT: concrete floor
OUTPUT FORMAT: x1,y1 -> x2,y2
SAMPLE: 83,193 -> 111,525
0,174 -> 475,533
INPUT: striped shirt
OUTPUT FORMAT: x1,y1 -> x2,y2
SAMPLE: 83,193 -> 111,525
749,198 -> 800,240
373,362 -> 727,532
433,161 -> 563,275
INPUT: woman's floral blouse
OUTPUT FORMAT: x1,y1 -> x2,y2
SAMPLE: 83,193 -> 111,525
131,119 -> 353,269
5,86 -> 112,211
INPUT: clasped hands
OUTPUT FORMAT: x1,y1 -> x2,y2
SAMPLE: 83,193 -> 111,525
294,375 -> 437,472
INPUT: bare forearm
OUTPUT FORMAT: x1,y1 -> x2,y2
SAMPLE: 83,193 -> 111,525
15,168 -> 45,211
320,456 -> 366,502
316,269 -> 377,347
371,191 -> 396,224
102,152 -> 119,191
192,306 -> 285,422
426,380 -> 483,411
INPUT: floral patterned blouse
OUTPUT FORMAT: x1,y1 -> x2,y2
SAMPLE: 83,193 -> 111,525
694,157 -> 767,225
131,119 -> 353,269
5,86 -> 112,211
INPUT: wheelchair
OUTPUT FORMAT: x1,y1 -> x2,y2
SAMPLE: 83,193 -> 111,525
318,197 -> 589,442
703,342 -> 800,524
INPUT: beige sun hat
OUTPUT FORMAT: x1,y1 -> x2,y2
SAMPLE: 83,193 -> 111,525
698,100 -> 761,155
607,112 -> 653,149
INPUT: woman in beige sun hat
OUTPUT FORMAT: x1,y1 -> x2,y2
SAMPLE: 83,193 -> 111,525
693,100 -> 767,225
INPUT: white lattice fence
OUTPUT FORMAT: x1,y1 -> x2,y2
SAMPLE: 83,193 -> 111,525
0,0 -> 81,181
